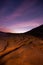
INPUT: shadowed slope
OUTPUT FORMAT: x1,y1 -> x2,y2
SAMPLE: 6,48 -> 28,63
26,25 -> 43,38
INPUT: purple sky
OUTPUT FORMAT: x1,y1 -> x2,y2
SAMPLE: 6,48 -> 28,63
0,0 -> 43,33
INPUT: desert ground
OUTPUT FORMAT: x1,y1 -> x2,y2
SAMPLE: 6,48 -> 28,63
0,25 -> 43,65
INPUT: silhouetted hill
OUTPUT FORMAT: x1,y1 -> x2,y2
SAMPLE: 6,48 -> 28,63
26,25 -> 43,38
0,25 -> 43,38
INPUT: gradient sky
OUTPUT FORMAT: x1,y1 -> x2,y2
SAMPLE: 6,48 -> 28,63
0,0 -> 43,33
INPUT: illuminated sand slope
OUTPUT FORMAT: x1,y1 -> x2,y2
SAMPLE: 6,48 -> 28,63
0,25 -> 43,65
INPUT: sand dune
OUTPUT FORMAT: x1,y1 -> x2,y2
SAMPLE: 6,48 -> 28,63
0,25 -> 43,65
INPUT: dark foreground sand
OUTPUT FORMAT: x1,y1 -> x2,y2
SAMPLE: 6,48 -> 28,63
0,33 -> 43,65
